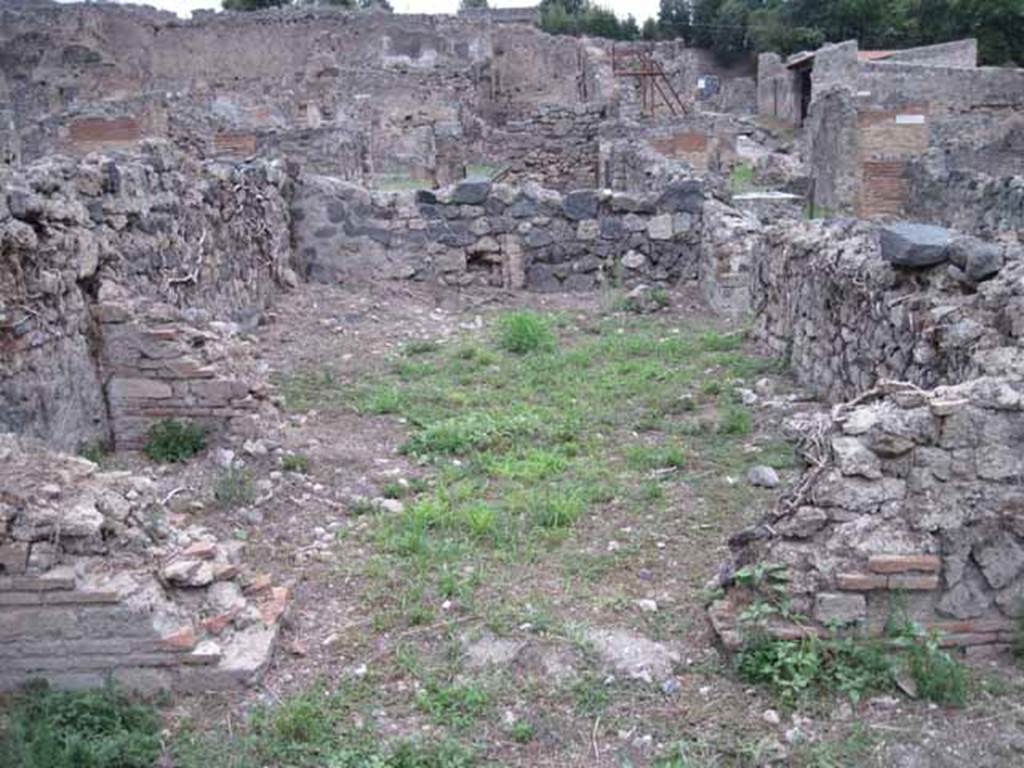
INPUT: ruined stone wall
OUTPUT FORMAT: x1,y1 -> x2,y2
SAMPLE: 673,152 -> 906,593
710,376 -> 1024,658
883,38 -> 978,68
906,159 -> 1024,238
709,213 -> 1024,655
0,433 -> 287,693
750,220 -> 1023,401
804,39 -> 1024,221
0,4 -> 607,187
480,105 -> 605,191
856,62 -> 1023,111
292,177 -> 705,292
620,42 -> 757,118
0,143 -> 292,451
598,112 -> 765,194
757,53 -> 802,127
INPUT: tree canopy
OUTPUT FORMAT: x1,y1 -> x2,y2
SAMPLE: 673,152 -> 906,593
539,0 -> 643,40
653,0 -> 1023,66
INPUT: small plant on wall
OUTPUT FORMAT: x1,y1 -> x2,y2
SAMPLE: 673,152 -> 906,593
143,419 -> 207,463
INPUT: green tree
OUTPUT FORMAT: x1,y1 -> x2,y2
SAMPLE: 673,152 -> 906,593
709,0 -> 749,60
579,4 -> 626,38
539,0 -> 641,40
540,0 -> 588,17
540,0 -> 577,34
657,0 -> 692,42
641,16 -> 660,39
460,0 -> 489,9
690,0 -> 722,48
922,0 -> 1024,66
621,14 -> 642,39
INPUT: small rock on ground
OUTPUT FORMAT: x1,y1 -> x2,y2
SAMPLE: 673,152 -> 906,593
747,465 -> 780,488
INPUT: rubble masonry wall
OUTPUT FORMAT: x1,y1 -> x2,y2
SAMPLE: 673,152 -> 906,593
710,219 -> 1024,655
291,176 -> 705,291
0,143 -> 292,451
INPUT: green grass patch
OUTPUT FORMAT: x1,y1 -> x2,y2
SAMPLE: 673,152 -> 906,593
281,453 -> 311,473
172,684 -> 477,767
404,340 -> 442,356
571,673 -> 611,716
625,443 -> 686,471
320,311 -> 779,628
275,367 -> 346,412
495,311 -> 556,354
729,162 -> 756,194
416,680 -> 491,730
143,419 -> 206,463
0,682 -> 161,768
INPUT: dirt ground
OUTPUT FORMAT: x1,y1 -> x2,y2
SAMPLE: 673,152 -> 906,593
110,283 -> 1024,767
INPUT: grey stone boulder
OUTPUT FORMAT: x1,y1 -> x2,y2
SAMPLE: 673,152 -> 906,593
748,465 -> 780,488
507,193 -> 539,219
656,180 -> 703,214
450,181 -> 491,206
973,531 -> 1024,590
831,436 -> 882,480
562,190 -> 599,221
879,223 -> 953,268
937,571 -> 992,619
947,236 -> 1004,282
61,502 -> 105,538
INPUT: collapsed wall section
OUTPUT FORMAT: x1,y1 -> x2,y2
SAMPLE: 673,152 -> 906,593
0,433 -> 288,693
711,377 -> 1024,658
0,142 -> 292,451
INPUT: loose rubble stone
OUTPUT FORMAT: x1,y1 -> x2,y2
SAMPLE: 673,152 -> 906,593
586,628 -> 680,684
747,465 -> 780,488
831,436 -> 882,479
879,223 -> 953,267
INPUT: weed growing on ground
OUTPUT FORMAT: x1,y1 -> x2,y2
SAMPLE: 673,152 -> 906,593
416,679 -> 491,730
0,682 -> 161,768
214,467 -> 255,509
281,453 -> 311,473
571,673 -> 611,716
904,630 -> 967,707
172,684 -> 478,767
275,366 -> 346,412
737,624 -> 969,708
729,162 -> 756,194
495,311 -> 555,354
654,738 -> 723,767
143,419 -> 206,463
509,720 -> 535,743
404,340 -> 442,356
792,724 -> 875,768
382,480 -> 408,499
349,497 -> 383,517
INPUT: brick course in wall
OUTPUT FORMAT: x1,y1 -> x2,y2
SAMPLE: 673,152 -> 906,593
0,435 -> 287,693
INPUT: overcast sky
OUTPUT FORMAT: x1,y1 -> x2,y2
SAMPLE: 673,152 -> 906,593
61,0 -> 660,26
